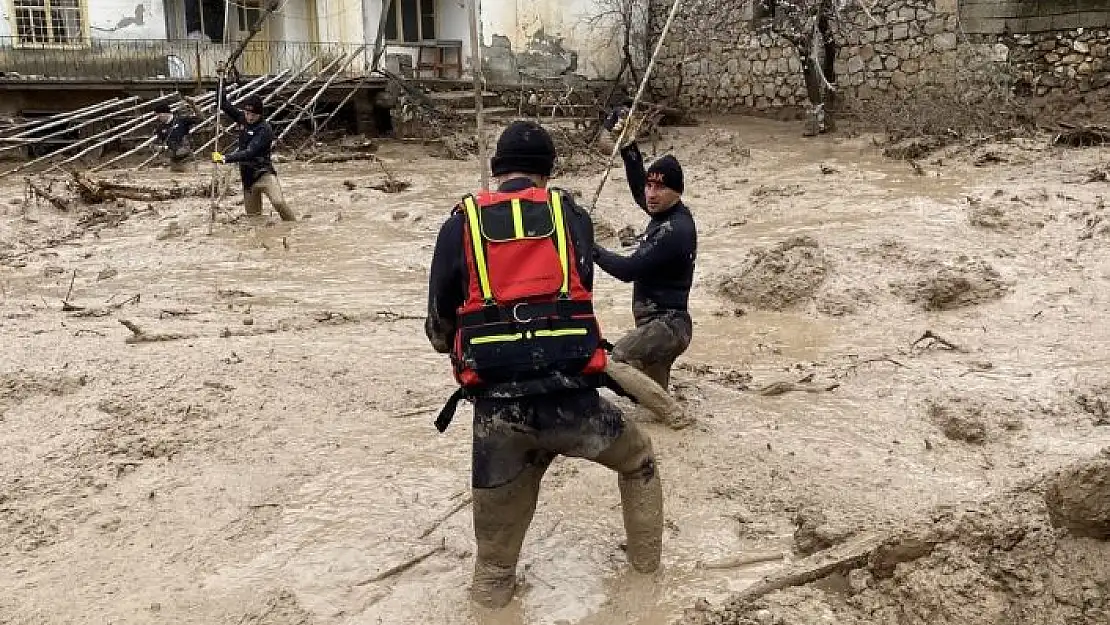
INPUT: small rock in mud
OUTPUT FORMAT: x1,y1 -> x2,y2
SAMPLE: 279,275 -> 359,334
751,184 -> 806,198
792,509 -> 857,556
97,268 -> 118,281
926,397 -> 988,444
893,257 -> 1010,310
967,196 -> 1047,232
391,210 -> 409,221
1073,380 -> 1110,425
718,236 -> 828,311
883,135 -> 949,160
156,221 -> 185,241
1045,454 -> 1110,539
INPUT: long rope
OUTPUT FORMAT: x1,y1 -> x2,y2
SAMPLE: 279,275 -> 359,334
588,0 -> 684,214
468,0 -> 488,191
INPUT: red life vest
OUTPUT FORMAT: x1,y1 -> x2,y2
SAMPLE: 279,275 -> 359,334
451,186 -> 608,389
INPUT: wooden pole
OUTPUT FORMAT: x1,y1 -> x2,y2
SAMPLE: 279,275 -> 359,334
588,0 -> 683,214
276,44 -> 367,143
467,0 -> 487,191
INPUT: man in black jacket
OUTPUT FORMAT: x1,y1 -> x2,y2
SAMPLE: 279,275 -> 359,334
153,98 -> 202,173
212,94 -> 295,221
595,113 -> 697,392
425,120 -> 663,609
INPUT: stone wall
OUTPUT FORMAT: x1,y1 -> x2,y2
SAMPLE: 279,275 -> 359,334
649,0 -> 1110,112
960,0 -> 1110,35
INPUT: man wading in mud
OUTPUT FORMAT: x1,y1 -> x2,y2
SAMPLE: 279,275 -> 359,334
152,98 -> 202,173
425,120 -> 664,609
595,106 -> 697,392
212,94 -> 295,221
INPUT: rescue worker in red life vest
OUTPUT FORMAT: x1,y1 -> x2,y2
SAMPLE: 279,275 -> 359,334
425,120 -> 664,609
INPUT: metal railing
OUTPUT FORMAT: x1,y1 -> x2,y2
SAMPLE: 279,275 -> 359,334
0,37 -> 374,82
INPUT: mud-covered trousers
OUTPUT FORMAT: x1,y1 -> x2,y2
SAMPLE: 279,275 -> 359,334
612,310 -> 693,390
469,388 -> 663,608
244,174 -> 295,221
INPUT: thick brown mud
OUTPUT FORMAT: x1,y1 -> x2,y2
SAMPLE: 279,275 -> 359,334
2,116 -> 1109,624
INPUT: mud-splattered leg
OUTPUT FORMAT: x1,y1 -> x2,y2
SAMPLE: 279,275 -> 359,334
470,460 -> 549,608
593,416 -> 663,573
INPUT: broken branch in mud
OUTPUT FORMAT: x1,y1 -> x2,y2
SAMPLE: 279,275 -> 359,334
1052,125 -> 1110,148
756,375 -> 840,397
728,533 -> 886,605
25,178 -> 71,211
119,319 -> 196,344
159,309 -> 199,319
67,294 -> 141,317
912,329 -> 966,352
388,406 -> 438,419
698,551 -> 786,571
418,496 -> 473,539
355,538 -> 447,585
70,170 -> 211,203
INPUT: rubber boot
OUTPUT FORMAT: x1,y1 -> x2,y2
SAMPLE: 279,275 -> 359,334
619,457 -> 664,573
470,464 -> 545,609
596,421 -> 664,573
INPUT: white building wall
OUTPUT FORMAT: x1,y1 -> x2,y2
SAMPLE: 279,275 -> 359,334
89,0 -> 170,39
362,0 -> 622,81
0,0 -> 170,40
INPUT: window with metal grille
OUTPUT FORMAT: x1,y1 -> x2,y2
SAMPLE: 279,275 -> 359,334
13,0 -> 85,46
384,0 -> 436,43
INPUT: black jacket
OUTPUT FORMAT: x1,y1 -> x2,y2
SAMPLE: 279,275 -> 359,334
156,113 -> 201,156
220,96 -> 278,188
595,142 -> 697,324
425,178 -> 598,396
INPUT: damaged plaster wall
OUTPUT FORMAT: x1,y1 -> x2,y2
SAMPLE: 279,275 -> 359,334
88,0 -> 168,39
479,0 -> 624,82
362,0 -> 621,83
0,0 -> 167,40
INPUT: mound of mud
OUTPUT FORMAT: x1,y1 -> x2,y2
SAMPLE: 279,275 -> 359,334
923,395 -> 1026,445
893,257 -> 1011,310
966,191 -> 1052,232
1045,452 -> 1110,539
0,371 -> 86,417
718,236 -> 829,311
681,479 -> 1110,625
816,287 -> 875,316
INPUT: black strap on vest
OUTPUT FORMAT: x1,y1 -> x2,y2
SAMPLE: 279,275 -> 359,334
458,299 -> 594,327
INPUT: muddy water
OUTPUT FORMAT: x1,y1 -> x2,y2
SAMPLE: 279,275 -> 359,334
3,117 -> 1110,625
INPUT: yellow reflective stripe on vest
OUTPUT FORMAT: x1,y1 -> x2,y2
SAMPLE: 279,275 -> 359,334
462,195 -> 493,301
511,198 -> 525,239
470,332 -> 523,345
549,190 -> 570,296
534,328 -> 588,338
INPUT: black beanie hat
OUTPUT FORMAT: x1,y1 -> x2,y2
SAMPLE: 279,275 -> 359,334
490,120 -> 556,178
647,155 -> 684,194
153,102 -> 172,114
241,95 -> 264,115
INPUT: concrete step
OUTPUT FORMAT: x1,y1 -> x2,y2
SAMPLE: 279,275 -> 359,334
429,90 -> 501,108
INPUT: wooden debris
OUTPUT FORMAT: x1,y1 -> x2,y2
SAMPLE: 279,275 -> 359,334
119,319 -> 195,343
1052,125 -> 1110,148
418,496 -> 473,539
354,538 -> 446,586
912,329 -> 965,352
25,178 -> 71,211
699,551 -> 786,570
726,532 -> 886,605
